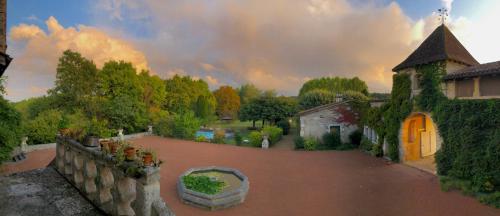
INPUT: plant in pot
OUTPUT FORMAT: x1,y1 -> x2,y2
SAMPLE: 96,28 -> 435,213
58,115 -> 70,136
120,141 -> 136,161
139,148 -> 157,167
84,118 -> 101,147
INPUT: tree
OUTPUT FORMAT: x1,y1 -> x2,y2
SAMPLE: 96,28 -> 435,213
239,95 -> 297,127
102,94 -> 148,133
238,84 -> 262,106
299,89 -> 336,110
298,77 -> 368,96
213,86 -> 240,119
50,50 -> 98,112
138,71 -> 166,109
194,95 -> 215,120
24,109 -> 62,144
163,75 -> 216,114
98,60 -> 143,101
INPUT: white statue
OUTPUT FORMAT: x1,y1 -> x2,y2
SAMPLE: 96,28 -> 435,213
21,137 -> 28,153
261,135 -> 269,149
118,129 -> 124,141
148,125 -> 153,135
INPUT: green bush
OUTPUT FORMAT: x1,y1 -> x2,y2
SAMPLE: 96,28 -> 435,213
262,126 -> 283,145
213,129 -> 226,144
195,136 -> 207,142
0,97 -> 22,163
276,119 -> 290,135
304,137 -> 319,151
349,130 -> 363,146
360,137 -> 372,152
85,117 -> 112,138
322,132 -> 341,148
155,111 -> 201,140
248,131 -> 262,147
234,131 -> 243,145
25,109 -> 62,144
371,143 -> 383,157
293,136 -> 305,149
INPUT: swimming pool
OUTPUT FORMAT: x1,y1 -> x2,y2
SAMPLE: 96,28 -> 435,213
196,130 -> 214,140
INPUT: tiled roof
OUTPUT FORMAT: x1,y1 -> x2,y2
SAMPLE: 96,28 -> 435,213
393,24 -> 479,72
443,61 -> 500,80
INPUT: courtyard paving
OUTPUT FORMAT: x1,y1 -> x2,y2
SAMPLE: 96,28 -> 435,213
2,136 -> 499,216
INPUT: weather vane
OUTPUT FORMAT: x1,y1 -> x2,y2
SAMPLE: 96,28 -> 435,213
438,7 -> 449,25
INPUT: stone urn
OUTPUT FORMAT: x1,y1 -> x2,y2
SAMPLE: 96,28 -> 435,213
21,137 -> 28,153
261,135 -> 269,149
147,125 -> 153,135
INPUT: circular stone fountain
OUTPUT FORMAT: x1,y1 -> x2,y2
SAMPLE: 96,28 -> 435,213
177,166 -> 249,210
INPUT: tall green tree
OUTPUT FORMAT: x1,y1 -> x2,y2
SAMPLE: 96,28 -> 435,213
139,71 -> 166,109
194,95 -> 215,119
298,77 -> 368,96
213,86 -> 241,119
240,95 -> 297,127
299,89 -> 336,110
50,50 -> 98,112
0,96 -> 22,163
98,60 -> 143,101
163,75 -> 216,114
238,84 -> 262,105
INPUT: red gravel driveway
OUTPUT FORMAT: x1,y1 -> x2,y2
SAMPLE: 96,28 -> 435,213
132,136 -> 499,216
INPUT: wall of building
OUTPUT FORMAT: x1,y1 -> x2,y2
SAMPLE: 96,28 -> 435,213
300,105 -> 358,143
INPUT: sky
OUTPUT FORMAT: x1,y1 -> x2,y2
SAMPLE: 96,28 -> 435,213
3,0 -> 500,101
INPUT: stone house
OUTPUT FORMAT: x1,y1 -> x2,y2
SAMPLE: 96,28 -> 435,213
371,24 -> 500,163
298,100 -> 360,144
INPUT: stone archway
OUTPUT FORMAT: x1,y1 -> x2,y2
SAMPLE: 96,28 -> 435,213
399,112 -> 442,162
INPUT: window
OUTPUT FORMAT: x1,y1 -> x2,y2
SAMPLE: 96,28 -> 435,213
329,125 -> 341,135
480,76 -> 500,96
456,79 -> 474,97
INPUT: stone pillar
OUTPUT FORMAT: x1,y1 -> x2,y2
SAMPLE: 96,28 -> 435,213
134,168 -> 161,216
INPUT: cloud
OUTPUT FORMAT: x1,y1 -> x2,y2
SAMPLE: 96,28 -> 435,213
4,16 -> 149,101
94,0 -> 423,94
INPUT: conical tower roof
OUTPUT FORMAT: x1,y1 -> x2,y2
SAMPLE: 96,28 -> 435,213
393,24 -> 479,72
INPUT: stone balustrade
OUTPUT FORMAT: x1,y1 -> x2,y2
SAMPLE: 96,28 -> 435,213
55,136 -> 174,216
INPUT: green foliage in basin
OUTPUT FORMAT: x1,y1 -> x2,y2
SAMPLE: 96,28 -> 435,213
182,175 -> 226,195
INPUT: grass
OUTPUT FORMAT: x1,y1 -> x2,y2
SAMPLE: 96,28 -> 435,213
182,175 -> 226,195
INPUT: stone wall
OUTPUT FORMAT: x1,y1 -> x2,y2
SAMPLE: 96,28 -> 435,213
55,136 -> 174,216
300,104 -> 359,143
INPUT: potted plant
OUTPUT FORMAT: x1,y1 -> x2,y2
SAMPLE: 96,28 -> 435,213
121,141 -> 136,161
58,115 -> 70,136
84,118 -> 101,147
139,148 -> 157,167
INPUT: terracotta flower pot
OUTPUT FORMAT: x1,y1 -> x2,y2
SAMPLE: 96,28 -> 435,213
124,147 -> 136,161
109,142 -> 118,154
142,153 -> 153,166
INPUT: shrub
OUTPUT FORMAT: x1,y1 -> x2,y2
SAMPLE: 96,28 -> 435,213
234,131 -> 243,145
213,129 -> 226,144
349,130 -> 363,146
276,119 -> 291,135
322,132 -> 341,148
85,117 -> 112,138
360,137 -> 372,152
304,137 -> 319,151
293,136 -> 305,149
0,97 -> 22,163
195,136 -> 207,142
262,126 -> 283,145
155,111 -> 201,140
248,131 -> 262,147
371,143 -> 383,157
25,109 -> 62,144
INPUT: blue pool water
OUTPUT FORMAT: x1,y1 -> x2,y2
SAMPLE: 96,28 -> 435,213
196,130 -> 214,140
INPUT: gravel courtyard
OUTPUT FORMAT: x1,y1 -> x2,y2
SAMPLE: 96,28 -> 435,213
2,135 -> 498,216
